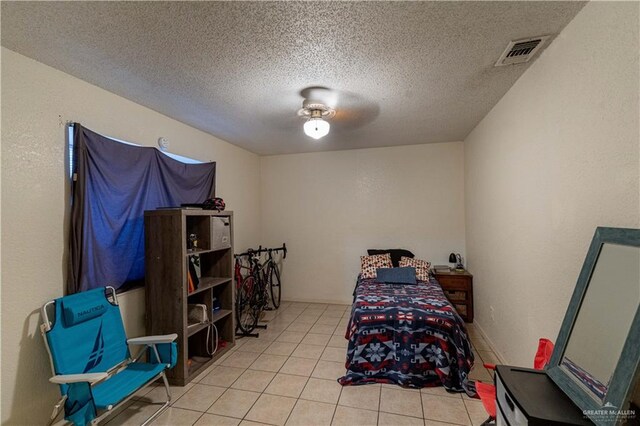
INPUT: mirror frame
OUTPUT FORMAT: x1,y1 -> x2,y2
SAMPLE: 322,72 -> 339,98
548,227 -> 640,425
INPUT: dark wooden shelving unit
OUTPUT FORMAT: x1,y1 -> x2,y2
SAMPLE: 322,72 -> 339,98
185,247 -> 232,257
211,309 -> 232,323
188,277 -> 232,296
144,209 -> 235,386
187,322 -> 210,337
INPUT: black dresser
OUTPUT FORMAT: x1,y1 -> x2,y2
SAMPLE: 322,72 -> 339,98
496,365 -> 593,425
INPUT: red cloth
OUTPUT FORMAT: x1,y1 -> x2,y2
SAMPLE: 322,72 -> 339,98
476,381 -> 497,418
476,338 -> 554,419
533,338 -> 554,370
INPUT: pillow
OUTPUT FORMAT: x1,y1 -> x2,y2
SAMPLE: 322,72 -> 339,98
360,253 -> 393,279
376,267 -> 417,285
399,256 -> 431,281
62,290 -> 110,326
367,249 -> 414,267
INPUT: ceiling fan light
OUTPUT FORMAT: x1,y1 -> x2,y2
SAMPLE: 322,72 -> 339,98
303,118 -> 330,140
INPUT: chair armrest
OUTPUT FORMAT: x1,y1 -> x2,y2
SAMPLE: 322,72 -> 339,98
127,334 -> 178,345
50,373 -> 108,384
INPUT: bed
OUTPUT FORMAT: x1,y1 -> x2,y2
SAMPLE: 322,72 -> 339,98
338,275 -> 475,394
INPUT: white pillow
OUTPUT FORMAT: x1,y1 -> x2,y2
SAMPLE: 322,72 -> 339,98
360,253 -> 392,279
399,256 -> 431,281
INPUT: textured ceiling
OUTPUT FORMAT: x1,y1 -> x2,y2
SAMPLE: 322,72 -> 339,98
1,1 -> 585,155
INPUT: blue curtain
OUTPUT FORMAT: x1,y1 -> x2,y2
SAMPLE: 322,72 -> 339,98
68,124 -> 216,293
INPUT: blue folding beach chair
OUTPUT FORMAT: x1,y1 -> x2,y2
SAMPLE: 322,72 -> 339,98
41,286 -> 177,425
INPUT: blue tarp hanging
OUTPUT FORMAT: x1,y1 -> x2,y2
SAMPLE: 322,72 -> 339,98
67,124 -> 216,293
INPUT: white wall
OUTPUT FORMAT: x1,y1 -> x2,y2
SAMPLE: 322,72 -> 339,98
260,143 -> 466,304
3,1 -> 640,421
1,48 -> 261,424
464,1 -> 639,366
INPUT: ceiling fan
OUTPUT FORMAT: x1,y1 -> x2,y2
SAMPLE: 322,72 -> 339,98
297,99 -> 335,140
296,86 -> 380,140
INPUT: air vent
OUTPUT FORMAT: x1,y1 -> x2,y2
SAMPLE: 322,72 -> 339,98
495,36 -> 550,66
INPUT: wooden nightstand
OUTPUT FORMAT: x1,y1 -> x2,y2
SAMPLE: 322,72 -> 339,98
433,270 -> 473,322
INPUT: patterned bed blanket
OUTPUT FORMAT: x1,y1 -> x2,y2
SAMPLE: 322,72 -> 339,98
338,276 -> 475,394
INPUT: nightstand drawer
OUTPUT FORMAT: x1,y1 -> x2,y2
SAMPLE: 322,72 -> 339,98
443,290 -> 467,301
438,276 -> 470,290
454,303 -> 468,317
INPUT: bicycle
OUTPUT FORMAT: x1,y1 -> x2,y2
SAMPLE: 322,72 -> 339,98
235,251 -> 260,335
234,244 -> 287,336
252,244 -> 286,311
263,246 -> 285,309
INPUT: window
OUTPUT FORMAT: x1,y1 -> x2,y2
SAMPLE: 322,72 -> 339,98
67,123 -> 215,293
67,124 -> 202,179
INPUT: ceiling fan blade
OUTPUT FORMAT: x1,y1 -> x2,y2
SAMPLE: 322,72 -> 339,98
331,104 -> 380,131
298,86 -> 380,131
300,86 -> 338,108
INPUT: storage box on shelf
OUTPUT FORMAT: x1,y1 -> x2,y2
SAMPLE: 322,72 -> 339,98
144,209 -> 235,385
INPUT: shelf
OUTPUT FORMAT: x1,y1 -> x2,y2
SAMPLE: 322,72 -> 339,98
183,210 -> 232,217
187,356 -> 212,378
211,309 -> 232,323
187,322 -> 210,337
188,277 -> 232,296
187,310 -> 231,337
186,247 -> 231,257
187,343 -> 234,380
145,209 -> 235,386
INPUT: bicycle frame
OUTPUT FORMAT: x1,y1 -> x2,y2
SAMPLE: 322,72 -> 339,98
252,252 -> 271,310
234,256 -> 252,290
234,244 -> 286,337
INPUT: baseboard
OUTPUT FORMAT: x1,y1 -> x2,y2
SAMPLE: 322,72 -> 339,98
473,320 -> 509,365
282,297 -> 352,306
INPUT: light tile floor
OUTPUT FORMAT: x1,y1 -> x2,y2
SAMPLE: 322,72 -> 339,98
102,302 -> 496,426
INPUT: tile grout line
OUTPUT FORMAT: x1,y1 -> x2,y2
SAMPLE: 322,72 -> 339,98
190,411 -> 205,426
331,307 -> 353,425
204,306 -> 290,423
131,302 -> 351,426
298,303 -> 339,425
419,385 -> 426,424
239,304 -> 292,425
331,381 -> 344,425
376,383 -> 382,426
243,302 -> 342,425
279,363 -> 314,424
287,304 -> 332,425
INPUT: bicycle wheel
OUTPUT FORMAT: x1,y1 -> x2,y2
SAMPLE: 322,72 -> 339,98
269,263 -> 282,309
236,275 -> 259,334
256,272 -> 271,313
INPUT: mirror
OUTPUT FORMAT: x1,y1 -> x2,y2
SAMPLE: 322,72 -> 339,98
548,227 -> 640,426
561,243 -> 640,401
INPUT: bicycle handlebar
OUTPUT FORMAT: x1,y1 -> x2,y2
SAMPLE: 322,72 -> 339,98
235,243 -> 287,259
